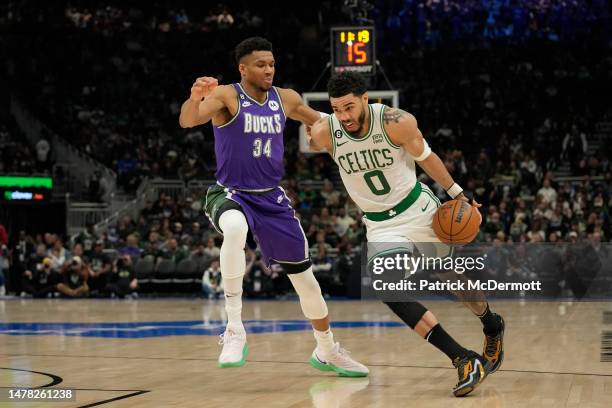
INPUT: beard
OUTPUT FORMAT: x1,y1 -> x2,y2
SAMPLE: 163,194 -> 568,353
344,107 -> 367,137
257,83 -> 272,92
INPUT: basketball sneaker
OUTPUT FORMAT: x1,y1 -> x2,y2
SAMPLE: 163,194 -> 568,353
218,327 -> 248,368
309,343 -> 369,377
482,314 -> 505,374
452,351 -> 487,397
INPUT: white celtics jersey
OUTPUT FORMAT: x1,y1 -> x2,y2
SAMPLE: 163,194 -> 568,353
329,103 -> 417,212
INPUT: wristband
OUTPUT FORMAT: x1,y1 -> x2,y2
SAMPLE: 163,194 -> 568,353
446,183 -> 463,199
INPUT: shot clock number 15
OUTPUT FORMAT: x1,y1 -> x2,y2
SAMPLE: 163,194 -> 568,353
330,27 -> 376,75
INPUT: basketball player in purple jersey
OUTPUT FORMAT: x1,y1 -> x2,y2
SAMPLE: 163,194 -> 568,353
179,37 -> 368,376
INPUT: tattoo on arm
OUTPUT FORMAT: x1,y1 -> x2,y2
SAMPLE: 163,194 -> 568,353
383,108 -> 407,124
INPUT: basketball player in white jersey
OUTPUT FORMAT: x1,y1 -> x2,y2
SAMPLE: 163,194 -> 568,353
309,72 -> 505,397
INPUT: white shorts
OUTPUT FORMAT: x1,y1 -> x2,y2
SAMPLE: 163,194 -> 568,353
362,183 -> 452,259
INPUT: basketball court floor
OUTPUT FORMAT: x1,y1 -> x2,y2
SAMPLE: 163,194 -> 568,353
1,298 -> 611,407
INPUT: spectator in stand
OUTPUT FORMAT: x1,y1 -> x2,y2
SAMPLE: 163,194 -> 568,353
143,230 -> 163,261
243,250 -> 284,297
56,256 -> 89,298
202,258 -> 223,299
48,237 -> 70,273
73,223 -> 98,257
23,256 -> 58,298
190,243 -> 211,273
88,240 -> 112,295
335,242 -> 357,291
537,178 -> 558,204
217,7 -> 234,29
159,237 -> 187,264
8,230 -> 35,295
312,243 -> 332,274
105,255 -> 138,298
298,182 -> 320,209
484,212 -> 505,236
86,171 -> 104,202
311,231 -> 332,256
320,179 -> 340,207
562,125 -> 588,174
335,207 -> 356,237
203,237 -> 220,259
116,216 -> 136,241
345,220 -> 365,246
119,234 -> 142,263
189,222 -> 205,246
173,222 -> 188,242
35,137 -> 51,172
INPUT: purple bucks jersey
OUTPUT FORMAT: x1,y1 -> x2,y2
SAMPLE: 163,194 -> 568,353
213,83 -> 286,190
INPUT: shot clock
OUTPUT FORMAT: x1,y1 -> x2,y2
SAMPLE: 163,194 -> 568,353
330,26 -> 376,75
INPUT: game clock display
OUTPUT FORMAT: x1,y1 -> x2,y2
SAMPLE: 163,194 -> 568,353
330,26 -> 376,75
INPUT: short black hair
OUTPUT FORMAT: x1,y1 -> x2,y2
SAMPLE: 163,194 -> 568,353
327,72 -> 368,98
234,37 -> 273,64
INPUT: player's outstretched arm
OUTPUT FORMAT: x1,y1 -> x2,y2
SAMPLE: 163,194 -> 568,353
309,118 -> 333,154
383,107 -> 476,203
276,88 -> 323,126
179,77 -> 228,128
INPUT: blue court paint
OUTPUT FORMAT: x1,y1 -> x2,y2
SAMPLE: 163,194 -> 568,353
0,320 -> 404,339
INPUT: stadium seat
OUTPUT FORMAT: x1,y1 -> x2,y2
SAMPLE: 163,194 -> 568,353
134,259 -> 155,293
173,259 -> 200,292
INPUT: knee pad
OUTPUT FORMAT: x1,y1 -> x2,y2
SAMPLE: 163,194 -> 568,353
384,301 -> 428,329
219,209 -> 248,281
288,267 -> 328,320
219,209 -> 248,244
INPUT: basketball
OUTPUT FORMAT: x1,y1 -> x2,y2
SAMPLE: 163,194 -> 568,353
432,199 -> 482,245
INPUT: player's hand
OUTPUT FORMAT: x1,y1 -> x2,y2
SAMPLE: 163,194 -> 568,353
457,193 -> 482,208
190,76 -> 219,102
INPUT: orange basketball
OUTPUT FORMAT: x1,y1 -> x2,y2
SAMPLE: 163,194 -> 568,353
432,199 -> 482,245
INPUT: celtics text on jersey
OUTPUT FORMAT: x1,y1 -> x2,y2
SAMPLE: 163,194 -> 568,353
329,103 -> 420,213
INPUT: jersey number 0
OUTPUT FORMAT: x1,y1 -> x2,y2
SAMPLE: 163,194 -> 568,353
363,170 -> 391,195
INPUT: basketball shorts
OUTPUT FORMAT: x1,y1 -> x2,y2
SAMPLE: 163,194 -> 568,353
204,183 -> 310,272
362,182 -> 452,260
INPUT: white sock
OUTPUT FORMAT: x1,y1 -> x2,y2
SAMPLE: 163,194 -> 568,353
223,278 -> 245,334
313,328 -> 335,354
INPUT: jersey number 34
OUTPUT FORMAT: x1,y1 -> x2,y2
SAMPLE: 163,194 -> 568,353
253,138 -> 272,158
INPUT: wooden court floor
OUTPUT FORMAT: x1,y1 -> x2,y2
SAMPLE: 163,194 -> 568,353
1,298 -> 611,407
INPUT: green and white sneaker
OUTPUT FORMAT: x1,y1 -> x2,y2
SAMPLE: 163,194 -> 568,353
218,328 -> 248,368
309,343 -> 369,377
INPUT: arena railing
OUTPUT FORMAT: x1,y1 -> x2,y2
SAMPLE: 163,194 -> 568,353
10,95 -> 117,203
92,178 -> 215,236
66,197 -> 112,236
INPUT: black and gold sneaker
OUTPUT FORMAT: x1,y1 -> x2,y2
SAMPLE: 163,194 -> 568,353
483,314 -> 505,374
452,351 -> 487,397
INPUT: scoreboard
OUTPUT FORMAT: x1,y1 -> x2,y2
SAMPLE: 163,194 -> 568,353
0,176 -> 52,203
330,26 -> 376,75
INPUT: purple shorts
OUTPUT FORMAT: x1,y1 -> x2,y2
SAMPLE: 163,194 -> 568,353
205,184 -> 310,272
